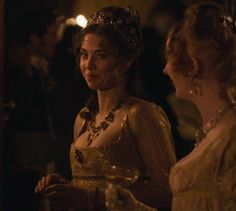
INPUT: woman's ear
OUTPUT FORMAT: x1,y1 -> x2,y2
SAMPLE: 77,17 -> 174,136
189,57 -> 204,78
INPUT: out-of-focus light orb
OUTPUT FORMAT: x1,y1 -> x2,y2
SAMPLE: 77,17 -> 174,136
76,15 -> 87,28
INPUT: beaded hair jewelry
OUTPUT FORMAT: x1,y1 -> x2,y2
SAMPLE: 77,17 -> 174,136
85,6 -> 143,53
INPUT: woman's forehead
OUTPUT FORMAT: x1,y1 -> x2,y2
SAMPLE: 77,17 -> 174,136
81,34 -> 118,52
82,34 -> 109,45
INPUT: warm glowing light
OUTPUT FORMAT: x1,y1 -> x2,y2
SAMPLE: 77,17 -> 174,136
76,15 -> 87,28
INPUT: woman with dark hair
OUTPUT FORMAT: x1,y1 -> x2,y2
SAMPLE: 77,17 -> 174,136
35,6 -> 176,211
105,2 -> 236,211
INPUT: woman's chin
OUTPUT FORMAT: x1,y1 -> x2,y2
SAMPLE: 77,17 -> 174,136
86,85 -> 112,91
86,82 -> 119,92
86,83 -> 97,90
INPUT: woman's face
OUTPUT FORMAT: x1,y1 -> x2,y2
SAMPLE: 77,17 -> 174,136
164,56 -> 192,99
80,33 -> 124,91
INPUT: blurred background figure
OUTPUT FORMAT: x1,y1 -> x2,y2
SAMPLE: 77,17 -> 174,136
4,3 -> 93,209
4,7 -> 59,211
147,0 -> 185,38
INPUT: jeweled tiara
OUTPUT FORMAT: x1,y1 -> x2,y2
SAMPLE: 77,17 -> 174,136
85,6 -> 143,53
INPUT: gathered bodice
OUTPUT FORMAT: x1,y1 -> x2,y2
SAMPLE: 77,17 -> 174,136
70,120 -> 145,190
170,124 -> 236,211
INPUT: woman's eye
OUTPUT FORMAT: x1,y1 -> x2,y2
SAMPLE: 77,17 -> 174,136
96,53 -> 107,59
80,51 -> 88,58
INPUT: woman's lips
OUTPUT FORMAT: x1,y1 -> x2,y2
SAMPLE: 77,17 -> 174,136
85,74 -> 99,80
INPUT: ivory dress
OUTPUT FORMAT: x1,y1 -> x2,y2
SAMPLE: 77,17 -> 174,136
70,97 -> 176,209
170,124 -> 236,211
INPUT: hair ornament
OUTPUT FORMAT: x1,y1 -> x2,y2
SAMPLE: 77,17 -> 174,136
85,6 -> 142,52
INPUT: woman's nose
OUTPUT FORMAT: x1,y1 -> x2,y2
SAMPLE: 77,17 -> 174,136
86,56 -> 96,70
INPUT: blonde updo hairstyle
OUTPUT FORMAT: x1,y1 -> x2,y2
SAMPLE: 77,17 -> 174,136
183,2 -> 236,101
165,21 -> 193,75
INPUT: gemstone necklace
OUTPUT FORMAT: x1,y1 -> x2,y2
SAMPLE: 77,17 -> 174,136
195,103 -> 236,146
86,98 -> 126,147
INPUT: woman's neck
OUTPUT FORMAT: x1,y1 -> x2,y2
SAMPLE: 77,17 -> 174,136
193,90 -> 233,125
97,86 -> 128,117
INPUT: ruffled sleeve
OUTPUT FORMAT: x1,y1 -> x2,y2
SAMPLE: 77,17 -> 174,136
217,127 -> 236,210
126,101 -> 176,208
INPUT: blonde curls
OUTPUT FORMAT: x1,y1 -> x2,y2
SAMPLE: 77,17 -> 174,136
165,22 -> 193,76
183,2 -> 236,101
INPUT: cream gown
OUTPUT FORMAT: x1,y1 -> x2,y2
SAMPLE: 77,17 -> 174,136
170,124 -> 236,211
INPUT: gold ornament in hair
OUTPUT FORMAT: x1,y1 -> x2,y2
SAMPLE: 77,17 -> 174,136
223,15 -> 235,31
86,6 -> 142,52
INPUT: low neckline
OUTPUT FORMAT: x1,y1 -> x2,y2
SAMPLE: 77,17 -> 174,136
72,112 -> 129,150
173,123 -> 236,169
